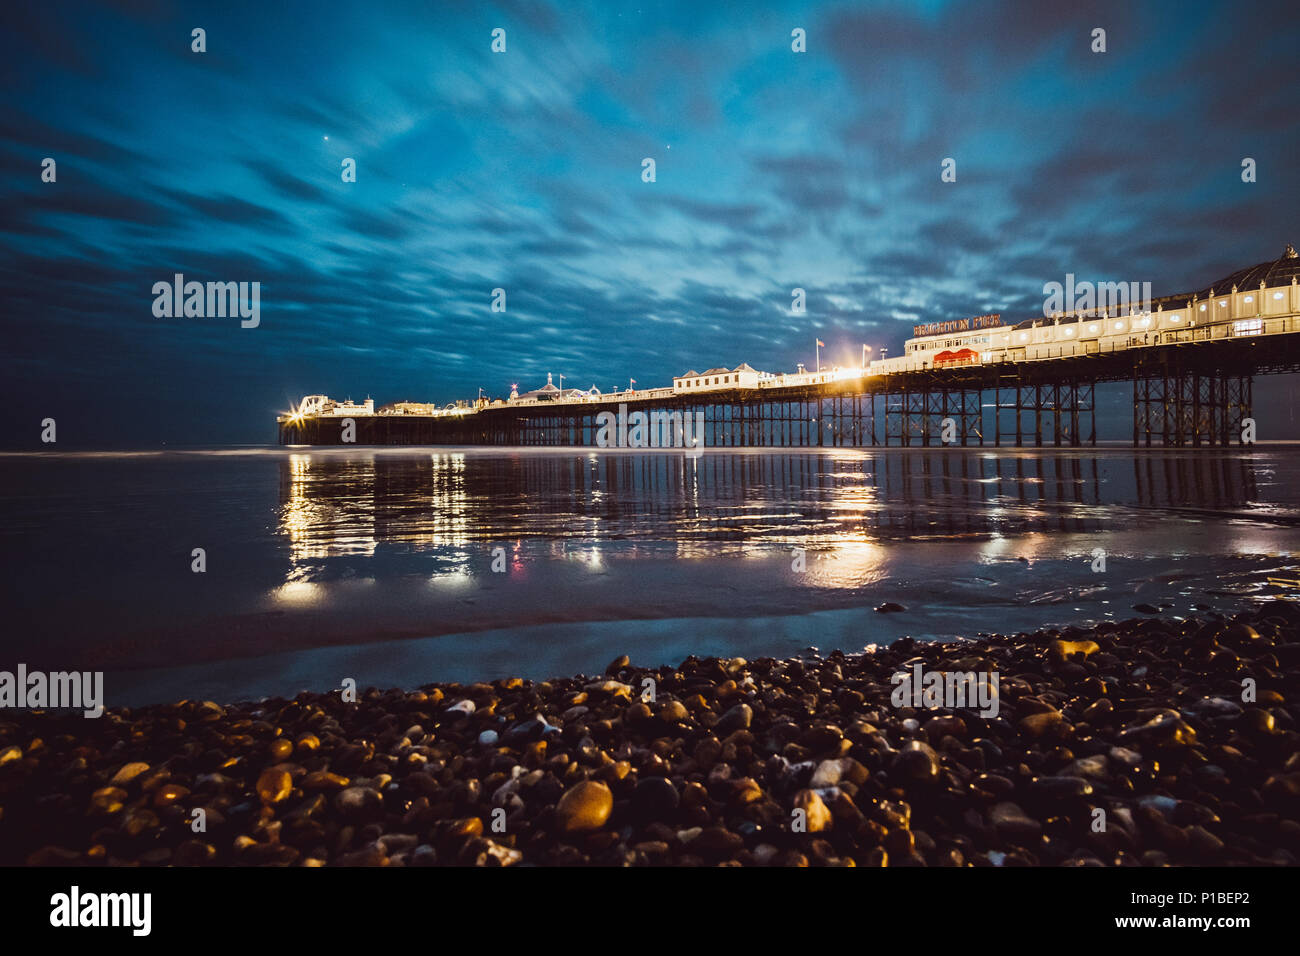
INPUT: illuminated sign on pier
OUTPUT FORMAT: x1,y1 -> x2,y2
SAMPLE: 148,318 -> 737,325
912,313 -> 1002,339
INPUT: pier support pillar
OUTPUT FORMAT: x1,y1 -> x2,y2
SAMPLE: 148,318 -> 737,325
1133,357 -> 1253,446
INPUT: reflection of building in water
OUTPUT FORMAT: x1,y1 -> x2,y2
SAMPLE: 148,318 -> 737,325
371,453 -> 470,547
278,454 -> 378,564
278,453 -> 476,568
1131,452 -> 1257,509
276,450 -> 1264,564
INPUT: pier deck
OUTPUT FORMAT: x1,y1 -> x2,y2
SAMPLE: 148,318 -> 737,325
279,333 -> 1300,448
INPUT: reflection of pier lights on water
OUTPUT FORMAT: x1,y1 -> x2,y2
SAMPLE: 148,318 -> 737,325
277,453 -> 476,568
273,451 -> 1262,555
382,452 -> 471,549
278,454 -> 378,565
279,454 -> 314,547
1131,450 -> 1258,508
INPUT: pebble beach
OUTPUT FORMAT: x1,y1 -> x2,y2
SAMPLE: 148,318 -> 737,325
2,602 -> 1298,867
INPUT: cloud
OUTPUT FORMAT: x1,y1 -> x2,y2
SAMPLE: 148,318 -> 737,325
1,0 -> 1297,445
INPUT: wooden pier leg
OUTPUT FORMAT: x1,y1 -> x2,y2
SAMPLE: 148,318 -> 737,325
1015,378 -> 1023,448
995,380 -> 1001,447
1089,381 -> 1096,447
1070,380 -> 1080,447
1052,382 -> 1061,446
1132,366 -> 1140,448
1034,383 -> 1043,447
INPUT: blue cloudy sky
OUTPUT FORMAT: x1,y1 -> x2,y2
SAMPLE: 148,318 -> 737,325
3,0 -> 1298,444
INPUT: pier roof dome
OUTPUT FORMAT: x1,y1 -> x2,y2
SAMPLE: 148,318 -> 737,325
1200,243 -> 1300,296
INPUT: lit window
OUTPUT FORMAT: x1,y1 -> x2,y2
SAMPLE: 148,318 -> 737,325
1088,323 -> 1099,333
1219,300 -> 1227,307
1113,321 -> 1124,330
1232,319 -> 1262,336
1200,304 -> 1207,311
1064,328 -> 1074,336
1138,317 -> 1150,328
1169,314 -> 1181,323
1275,292 -> 1285,300
1244,296 -> 1253,303
1019,332 -> 1029,341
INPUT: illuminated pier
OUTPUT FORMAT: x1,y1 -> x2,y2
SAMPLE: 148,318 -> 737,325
279,248 -> 1300,448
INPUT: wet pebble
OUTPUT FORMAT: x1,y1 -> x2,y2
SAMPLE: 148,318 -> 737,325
555,780 -> 613,833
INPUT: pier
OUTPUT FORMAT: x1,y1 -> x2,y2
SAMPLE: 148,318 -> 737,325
279,332 -> 1300,448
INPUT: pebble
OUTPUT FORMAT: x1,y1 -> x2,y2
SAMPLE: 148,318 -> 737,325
793,789 -> 833,833
109,762 -> 151,787
89,786 -> 127,814
584,680 -> 633,699
800,724 -> 844,753
1029,775 -> 1092,798
1108,746 -> 1142,770
895,740 -> 940,782
631,777 -> 680,821
752,844 -> 780,865
1183,696 -> 1242,718
691,827 -> 744,858
810,759 -> 843,788
174,841 -> 217,866
1052,638 -> 1100,658
302,771 -> 350,792
1018,710 -> 1066,740
1186,825 -> 1224,856
1,606 -> 1292,867
1119,713 -> 1197,747
555,780 -> 613,832
1060,755 -> 1109,780
714,703 -> 753,735
334,787 -> 383,822
1138,795 -> 1178,816
256,768 -> 293,805
659,700 -> 690,724
989,802 -> 1042,840
502,714 -> 559,746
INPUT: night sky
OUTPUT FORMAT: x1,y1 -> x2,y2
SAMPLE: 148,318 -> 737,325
4,0 -> 1298,446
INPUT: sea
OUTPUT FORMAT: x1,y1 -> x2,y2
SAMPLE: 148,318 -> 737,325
2,444 -> 1297,706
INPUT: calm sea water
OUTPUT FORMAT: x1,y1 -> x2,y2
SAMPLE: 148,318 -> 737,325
2,445 -> 1297,705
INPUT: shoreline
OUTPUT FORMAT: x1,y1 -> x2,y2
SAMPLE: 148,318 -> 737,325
2,603 -> 1297,867
12,546 -> 1295,704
